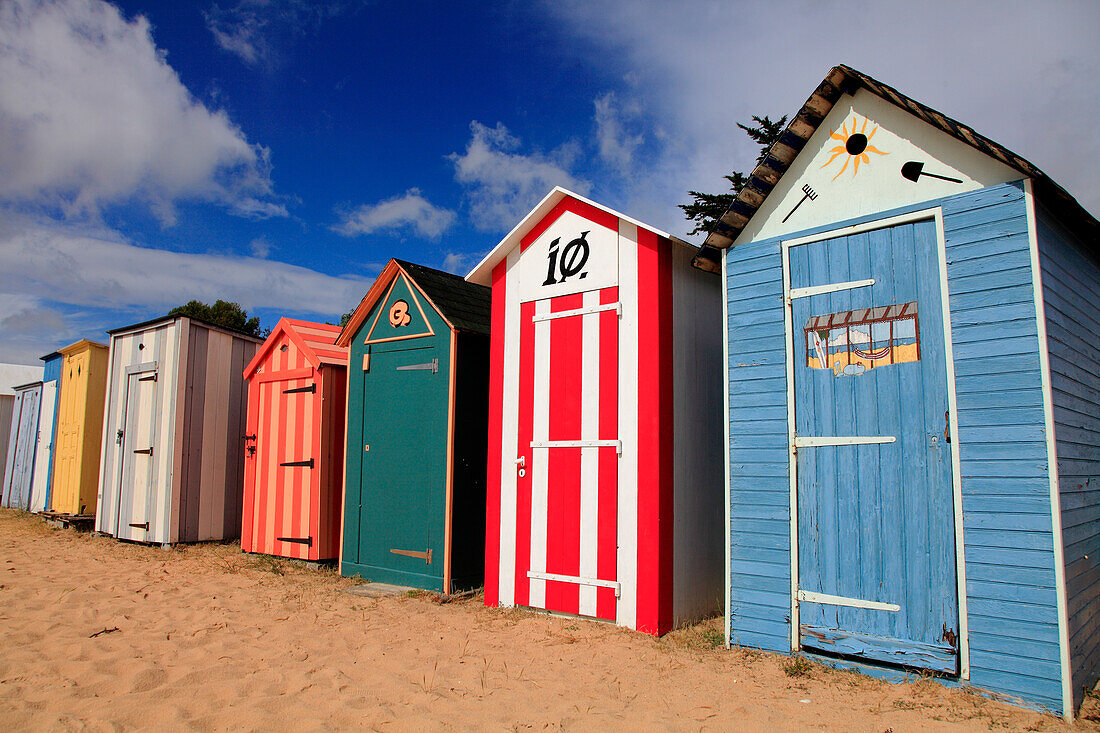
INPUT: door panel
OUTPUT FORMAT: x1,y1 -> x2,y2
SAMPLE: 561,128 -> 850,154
116,370 -> 158,541
789,219 -> 958,672
30,381 -> 56,512
4,387 -> 40,510
53,351 -> 89,513
352,344 -> 446,583
247,377 -> 316,558
521,287 -> 619,621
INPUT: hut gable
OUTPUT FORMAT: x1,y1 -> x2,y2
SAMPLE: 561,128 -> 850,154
696,64 -> 1097,270
732,88 -> 1019,244
244,319 -> 346,379
337,259 -> 491,348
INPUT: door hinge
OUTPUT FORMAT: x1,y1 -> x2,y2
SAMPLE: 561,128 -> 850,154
390,548 -> 432,564
280,458 -> 314,468
133,447 -> 153,456
396,358 -> 438,374
129,522 -> 149,530
283,384 -> 316,394
277,536 -> 313,547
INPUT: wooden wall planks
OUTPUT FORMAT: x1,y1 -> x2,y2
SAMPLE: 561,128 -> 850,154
1036,200 -> 1100,711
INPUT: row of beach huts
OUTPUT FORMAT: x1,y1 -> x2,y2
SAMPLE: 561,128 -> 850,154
1,66 -> 1098,719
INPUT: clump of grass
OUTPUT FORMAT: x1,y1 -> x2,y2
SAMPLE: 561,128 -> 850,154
782,656 -> 813,677
249,554 -> 286,575
662,616 -> 726,652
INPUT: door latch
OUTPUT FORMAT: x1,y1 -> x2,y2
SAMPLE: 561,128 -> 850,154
944,410 -> 951,444
515,455 -> 526,478
116,428 -> 124,445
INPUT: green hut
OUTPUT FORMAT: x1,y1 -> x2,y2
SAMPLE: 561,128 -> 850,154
336,259 -> 490,593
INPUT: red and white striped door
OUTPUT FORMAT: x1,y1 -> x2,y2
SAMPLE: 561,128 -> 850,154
517,286 -> 620,621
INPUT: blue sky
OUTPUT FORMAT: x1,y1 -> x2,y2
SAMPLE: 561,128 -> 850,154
1,0 -> 1098,365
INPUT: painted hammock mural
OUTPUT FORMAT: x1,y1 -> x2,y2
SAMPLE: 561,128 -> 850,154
804,302 -> 920,377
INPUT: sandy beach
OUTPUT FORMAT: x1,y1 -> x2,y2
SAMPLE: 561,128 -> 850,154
0,508 -> 1095,731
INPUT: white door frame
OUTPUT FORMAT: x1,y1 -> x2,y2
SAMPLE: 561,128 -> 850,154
780,207 -> 969,679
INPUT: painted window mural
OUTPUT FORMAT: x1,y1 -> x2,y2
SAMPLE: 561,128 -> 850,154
804,302 -> 920,377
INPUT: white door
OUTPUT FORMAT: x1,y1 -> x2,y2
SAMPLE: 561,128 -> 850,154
29,381 -> 56,512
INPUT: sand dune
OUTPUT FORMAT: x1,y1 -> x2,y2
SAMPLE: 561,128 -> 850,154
0,509 -> 1095,731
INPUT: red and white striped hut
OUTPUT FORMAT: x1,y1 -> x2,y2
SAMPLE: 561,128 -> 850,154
241,318 -> 348,561
466,187 -> 724,635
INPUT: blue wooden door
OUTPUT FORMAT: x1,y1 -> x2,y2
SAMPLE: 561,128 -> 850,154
788,219 -> 958,673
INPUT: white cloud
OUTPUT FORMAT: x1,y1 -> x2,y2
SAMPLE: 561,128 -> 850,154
333,189 -> 456,240
249,237 -> 272,258
0,217 -> 367,318
544,0 -> 1100,232
0,0 -> 285,223
594,91 -> 644,175
449,121 -> 590,232
442,252 -> 474,275
205,1 -> 360,68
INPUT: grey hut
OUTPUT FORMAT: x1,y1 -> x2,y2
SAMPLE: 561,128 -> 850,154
95,315 -> 260,545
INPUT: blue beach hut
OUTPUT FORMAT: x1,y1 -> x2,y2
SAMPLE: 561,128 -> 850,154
29,352 -> 63,513
696,65 -> 1100,717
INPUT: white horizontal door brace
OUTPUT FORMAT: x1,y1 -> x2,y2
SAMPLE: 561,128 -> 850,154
527,570 -> 621,597
532,301 -> 621,322
794,435 -> 896,447
789,278 -> 875,300
531,439 -> 622,455
797,589 -> 901,612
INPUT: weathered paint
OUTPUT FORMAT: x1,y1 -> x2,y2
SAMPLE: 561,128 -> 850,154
467,188 -> 723,635
718,65 -> 1100,717
242,319 -> 347,562
51,340 -> 108,516
2,382 -> 42,510
726,184 -> 1074,713
338,260 -> 490,593
29,352 -> 63,513
96,317 -> 260,544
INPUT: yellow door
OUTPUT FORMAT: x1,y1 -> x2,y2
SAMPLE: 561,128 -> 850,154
51,351 -> 89,514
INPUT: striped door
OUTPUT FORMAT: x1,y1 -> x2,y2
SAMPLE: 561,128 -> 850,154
116,368 -> 158,541
4,386 -> 41,510
787,218 -> 958,673
247,376 -> 316,558
29,381 -> 56,512
517,286 -> 620,621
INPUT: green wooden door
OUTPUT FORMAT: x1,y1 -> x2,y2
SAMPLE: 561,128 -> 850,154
342,272 -> 451,590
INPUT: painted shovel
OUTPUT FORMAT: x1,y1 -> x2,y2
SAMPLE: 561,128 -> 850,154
902,161 -> 962,184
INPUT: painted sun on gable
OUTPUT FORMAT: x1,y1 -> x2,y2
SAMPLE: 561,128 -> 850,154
821,115 -> 888,180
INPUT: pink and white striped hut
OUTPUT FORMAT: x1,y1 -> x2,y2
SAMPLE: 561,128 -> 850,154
466,187 -> 725,635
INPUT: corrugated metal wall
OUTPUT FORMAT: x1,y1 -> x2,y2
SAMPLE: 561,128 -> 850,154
1037,201 -> 1100,710
176,321 -> 256,543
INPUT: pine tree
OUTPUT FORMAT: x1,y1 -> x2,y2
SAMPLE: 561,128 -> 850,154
680,115 -> 787,236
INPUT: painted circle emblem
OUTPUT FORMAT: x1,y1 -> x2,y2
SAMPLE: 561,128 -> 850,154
389,299 -> 412,327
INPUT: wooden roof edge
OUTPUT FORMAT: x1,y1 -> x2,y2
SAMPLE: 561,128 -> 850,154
335,259 -> 403,347
57,338 -> 109,355
244,317 -> 323,379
